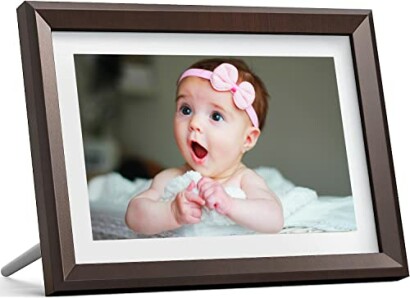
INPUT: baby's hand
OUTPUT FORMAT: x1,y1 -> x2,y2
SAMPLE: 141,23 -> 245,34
171,181 -> 205,226
197,177 -> 233,215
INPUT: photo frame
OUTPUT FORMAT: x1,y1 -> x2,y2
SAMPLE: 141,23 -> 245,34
14,1 -> 408,295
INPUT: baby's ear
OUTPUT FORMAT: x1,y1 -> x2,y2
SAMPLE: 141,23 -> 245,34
243,127 -> 261,153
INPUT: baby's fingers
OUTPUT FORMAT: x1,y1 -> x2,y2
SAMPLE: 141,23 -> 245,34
215,203 -> 228,215
202,187 -> 215,201
197,177 -> 213,191
205,195 -> 218,209
190,208 -> 202,219
187,215 -> 201,224
186,191 -> 205,206
186,181 -> 196,192
198,181 -> 215,199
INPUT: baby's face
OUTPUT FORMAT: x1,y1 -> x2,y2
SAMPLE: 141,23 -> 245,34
174,77 -> 256,179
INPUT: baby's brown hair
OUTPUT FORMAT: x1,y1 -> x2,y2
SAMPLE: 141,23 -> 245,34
183,58 -> 270,131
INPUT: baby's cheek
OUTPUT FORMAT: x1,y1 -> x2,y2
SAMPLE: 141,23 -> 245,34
221,139 -> 242,158
215,135 -> 235,153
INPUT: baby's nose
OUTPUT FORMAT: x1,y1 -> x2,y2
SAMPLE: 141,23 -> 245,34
189,116 -> 203,132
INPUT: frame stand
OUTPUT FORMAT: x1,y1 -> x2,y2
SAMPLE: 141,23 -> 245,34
1,244 -> 41,277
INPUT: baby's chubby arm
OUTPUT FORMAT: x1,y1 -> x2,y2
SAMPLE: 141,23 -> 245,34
198,170 -> 283,234
125,169 -> 205,235
236,171 -> 284,233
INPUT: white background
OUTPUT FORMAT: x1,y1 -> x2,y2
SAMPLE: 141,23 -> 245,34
0,0 -> 408,297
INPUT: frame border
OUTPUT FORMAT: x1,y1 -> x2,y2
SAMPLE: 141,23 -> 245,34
16,1 -> 408,295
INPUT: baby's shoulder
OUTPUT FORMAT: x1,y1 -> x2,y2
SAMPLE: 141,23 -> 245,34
151,168 -> 185,191
238,168 -> 267,188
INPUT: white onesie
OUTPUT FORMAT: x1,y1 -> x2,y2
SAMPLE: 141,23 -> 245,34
161,171 -> 255,237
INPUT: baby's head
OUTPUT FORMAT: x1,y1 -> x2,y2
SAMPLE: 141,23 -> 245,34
182,58 -> 269,130
174,58 -> 269,178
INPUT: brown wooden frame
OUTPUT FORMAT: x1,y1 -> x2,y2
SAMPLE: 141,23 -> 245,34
16,1 -> 408,295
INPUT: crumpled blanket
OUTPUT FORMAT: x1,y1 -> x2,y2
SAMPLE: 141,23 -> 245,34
88,167 -> 356,237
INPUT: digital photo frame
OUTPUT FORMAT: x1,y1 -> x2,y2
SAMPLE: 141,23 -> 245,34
1,1 -> 407,295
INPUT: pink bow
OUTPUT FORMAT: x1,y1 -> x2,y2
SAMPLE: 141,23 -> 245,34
210,63 -> 256,111
178,63 -> 259,127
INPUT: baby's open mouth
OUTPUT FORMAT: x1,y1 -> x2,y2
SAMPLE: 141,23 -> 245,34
191,141 -> 208,159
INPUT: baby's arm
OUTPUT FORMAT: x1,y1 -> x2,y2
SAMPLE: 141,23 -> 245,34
125,169 -> 205,235
198,170 -> 283,233
233,171 -> 284,233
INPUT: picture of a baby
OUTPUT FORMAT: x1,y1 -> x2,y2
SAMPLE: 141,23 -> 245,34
125,58 -> 284,237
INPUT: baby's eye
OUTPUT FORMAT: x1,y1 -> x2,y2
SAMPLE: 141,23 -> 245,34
180,105 -> 192,115
211,111 -> 224,122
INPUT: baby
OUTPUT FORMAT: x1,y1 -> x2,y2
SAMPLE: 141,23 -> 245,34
125,58 -> 283,236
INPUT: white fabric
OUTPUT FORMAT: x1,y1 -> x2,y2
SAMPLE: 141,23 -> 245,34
284,196 -> 356,232
88,167 -> 357,236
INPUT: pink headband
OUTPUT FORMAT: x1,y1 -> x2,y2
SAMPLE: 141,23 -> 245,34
178,63 -> 259,128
